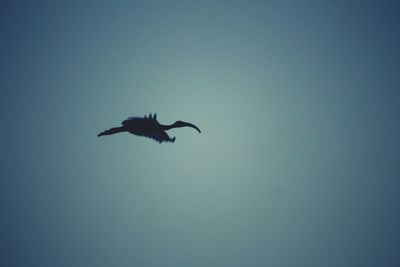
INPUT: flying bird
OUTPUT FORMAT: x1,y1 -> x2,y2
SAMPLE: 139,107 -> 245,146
97,113 -> 201,143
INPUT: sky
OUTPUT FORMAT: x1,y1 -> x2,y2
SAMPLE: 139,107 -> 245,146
1,1 -> 399,266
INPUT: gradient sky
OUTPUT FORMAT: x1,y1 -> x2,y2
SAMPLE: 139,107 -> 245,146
1,1 -> 399,266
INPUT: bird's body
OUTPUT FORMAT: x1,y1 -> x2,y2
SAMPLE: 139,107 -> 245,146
97,113 -> 200,143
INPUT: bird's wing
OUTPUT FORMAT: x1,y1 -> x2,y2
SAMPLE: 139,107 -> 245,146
122,117 -> 142,126
145,130 -> 175,143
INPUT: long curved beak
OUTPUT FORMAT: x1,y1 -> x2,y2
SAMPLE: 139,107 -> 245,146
182,121 -> 201,133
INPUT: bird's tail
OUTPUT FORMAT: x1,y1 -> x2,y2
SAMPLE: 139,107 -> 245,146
97,126 -> 126,137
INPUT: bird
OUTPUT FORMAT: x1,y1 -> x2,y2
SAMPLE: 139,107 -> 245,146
97,113 -> 201,143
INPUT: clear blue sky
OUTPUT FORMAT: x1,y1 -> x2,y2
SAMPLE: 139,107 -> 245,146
1,1 -> 399,266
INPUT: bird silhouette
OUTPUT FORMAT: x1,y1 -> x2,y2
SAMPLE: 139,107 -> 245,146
97,113 -> 201,143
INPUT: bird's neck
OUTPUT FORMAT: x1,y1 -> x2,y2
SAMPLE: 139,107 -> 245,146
161,122 -> 179,131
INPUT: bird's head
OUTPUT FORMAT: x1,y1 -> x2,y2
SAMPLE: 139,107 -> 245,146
173,120 -> 201,133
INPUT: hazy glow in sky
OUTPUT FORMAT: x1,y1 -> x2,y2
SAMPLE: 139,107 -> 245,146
1,1 -> 399,266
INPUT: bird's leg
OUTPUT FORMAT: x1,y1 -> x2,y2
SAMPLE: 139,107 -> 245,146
97,126 -> 126,136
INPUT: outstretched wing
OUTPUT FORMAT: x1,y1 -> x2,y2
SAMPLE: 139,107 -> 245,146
143,130 -> 175,143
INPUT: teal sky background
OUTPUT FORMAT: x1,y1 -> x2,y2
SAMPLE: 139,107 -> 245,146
1,1 -> 399,266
